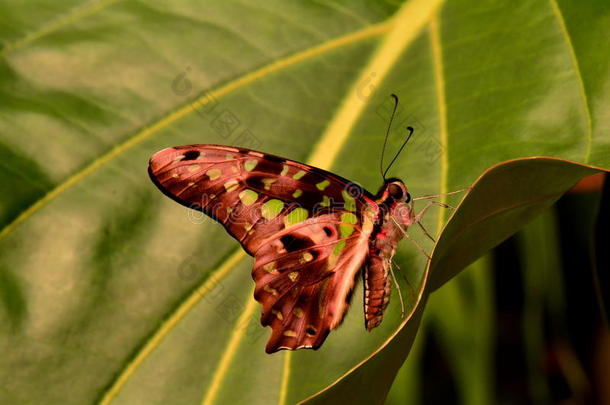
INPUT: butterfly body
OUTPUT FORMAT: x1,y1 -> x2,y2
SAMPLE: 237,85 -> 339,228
364,181 -> 414,330
149,145 -> 413,353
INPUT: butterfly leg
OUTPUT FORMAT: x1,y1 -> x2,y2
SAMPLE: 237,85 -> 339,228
392,259 -> 412,290
412,200 -> 454,243
403,230 -> 432,261
417,221 -> 436,243
391,216 -> 432,260
392,259 -> 415,291
414,201 -> 454,221
389,260 -> 405,319
412,186 -> 471,201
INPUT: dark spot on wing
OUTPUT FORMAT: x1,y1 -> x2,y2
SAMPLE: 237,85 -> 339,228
263,154 -> 286,164
182,150 -> 200,161
280,234 -> 314,252
246,177 -> 265,190
323,226 -> 333,237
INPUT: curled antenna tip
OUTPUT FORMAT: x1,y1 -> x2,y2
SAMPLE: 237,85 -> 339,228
391,93 -> 398,100
406,126 -> 413,132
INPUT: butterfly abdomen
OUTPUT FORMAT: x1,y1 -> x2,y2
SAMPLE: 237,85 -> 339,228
363,193 -> 414,330
363,227 -> 396,330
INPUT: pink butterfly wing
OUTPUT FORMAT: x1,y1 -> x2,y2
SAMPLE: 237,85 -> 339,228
149,145 -> 378,352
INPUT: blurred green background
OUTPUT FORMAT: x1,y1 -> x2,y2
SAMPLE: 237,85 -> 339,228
387,174 -> 609,405
1,0 -> 609,404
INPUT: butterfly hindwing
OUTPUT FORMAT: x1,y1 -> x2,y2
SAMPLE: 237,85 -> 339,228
254,210 -> 374,352
149,145 -> 379,352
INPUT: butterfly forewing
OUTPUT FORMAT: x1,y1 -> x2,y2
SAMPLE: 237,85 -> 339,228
148,145 -> 379,352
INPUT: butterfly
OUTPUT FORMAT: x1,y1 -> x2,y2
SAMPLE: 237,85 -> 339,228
148,96 -> 443,353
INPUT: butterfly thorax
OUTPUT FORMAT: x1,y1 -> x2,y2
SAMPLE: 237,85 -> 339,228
363,179 -> 413,330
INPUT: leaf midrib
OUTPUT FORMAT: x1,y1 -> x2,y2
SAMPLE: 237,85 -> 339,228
3,1 -> 441,402
430,16 -> 448,235
76,20 -> 391,405
112,0 -> 446,403
0,1 -> 599,404
295,0 -> 447,403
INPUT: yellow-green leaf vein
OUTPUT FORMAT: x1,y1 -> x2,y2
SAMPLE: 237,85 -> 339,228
430,16 -> 449,234
0,20 -> 390,244
0,0 -> 122,57
97,248 -> 246,405
548,0 -> 593,163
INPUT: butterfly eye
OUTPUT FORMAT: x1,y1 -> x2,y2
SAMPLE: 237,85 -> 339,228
405,192 -> 411,203
388,183 -> 404,200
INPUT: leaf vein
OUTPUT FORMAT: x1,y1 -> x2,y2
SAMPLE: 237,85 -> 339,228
96,249 -> 247,405
549,0 -> 593,162
430,16 -> 448,234
0,0 -> 122,57
200,288 -> 258,405
0,21 -> 390,243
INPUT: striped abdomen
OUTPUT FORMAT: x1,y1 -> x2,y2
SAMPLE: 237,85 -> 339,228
363,223 -> 398,330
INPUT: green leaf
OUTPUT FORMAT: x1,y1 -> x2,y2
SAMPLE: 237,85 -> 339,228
1,1 -> 609,404
305,158 -> 605,405
517,208 -> 563,403
386,255 -> 494,405
427,256 -> 494,405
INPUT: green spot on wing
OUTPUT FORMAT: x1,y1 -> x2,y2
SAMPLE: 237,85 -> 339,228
262,178 -> 277,190
333,240 -> 346,255
292,189 -> 303,198
239,189 -> 258,206
316,180 -> 330,190
341,212 -> 357,224
293,170 -> 306,180
340,212 -> 358,238
342,190 -> 356,211
284,207 -> 308,227
206,169 -> 221,180
261,199 -> 284,219
244,159 -> 258,171
224,180 -> 239,192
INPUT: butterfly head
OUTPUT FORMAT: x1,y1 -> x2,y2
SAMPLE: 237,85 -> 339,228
377,178 -> 411,204
376,178 -> 414,227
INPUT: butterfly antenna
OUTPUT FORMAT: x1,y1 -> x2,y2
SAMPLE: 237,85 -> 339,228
382,126 -> 414,180
380,94 -> 399,181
